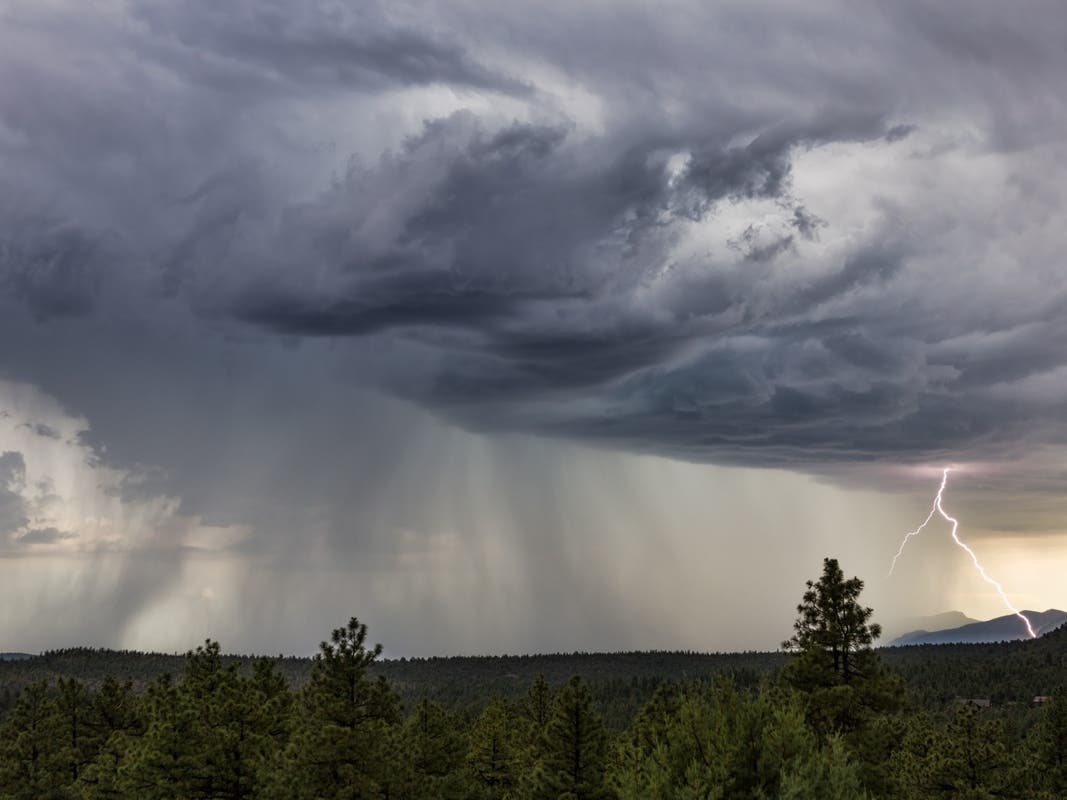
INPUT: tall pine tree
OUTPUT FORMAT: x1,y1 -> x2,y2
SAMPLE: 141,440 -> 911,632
268,617 -> 400,800
525,675 -> 613,800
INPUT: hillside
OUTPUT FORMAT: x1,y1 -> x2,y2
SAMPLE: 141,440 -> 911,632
889,609 -> 1067,646
880,610 -> 979,642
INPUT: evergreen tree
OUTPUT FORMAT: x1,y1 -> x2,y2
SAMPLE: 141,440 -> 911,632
778,736 -> 867,800
467,698 -> 520,799
783,558 -> 881,683
269,617 -> 400,800
90,676 -> 139,735
525,674 -> 554,733
525,676 -> 613,800
892,705 -> 1025,799
116,672 -> 197,799
0,681 -> 66,800
517,672 -> 555,777
782,558 -> 902,739
1031,687 -> 1067,797
75,677 -> 142,800
402,699 -> 468,799
612,680 -> 868,800
53,678 -> 94,785
185,645 -> 289,799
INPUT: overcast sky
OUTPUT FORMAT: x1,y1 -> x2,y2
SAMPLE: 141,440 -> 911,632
3,0 -> 1067,656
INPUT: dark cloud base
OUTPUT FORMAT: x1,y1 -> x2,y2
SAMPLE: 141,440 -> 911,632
2,0 -> 1067,501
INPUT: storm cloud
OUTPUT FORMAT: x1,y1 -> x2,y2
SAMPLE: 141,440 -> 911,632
2,0 -> 1067,652
0,452 -> 28,537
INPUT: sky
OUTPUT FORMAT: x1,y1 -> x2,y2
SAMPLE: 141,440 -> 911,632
3,0 -> 1067,656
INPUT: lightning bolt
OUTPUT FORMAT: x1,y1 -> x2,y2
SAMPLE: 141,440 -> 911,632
889,467 -> 1037,639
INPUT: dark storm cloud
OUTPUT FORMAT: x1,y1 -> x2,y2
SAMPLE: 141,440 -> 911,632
129,0 -> 530,96
234,113 -> 830,330
3,0 -> 1067,495
4,0 -> 1067,654
0,209 -> 104,319
18,423 -> 61,440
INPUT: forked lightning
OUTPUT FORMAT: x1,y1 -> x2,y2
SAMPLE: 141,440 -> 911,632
888,468 -> 1036,639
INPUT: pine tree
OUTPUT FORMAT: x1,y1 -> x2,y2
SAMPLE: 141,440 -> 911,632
892,705 -> 1024,799
611,680 -> 868,800
114,642 -> 290,800
1032,687 -> 1067,796
467,698 -> 520,799
75,676 -> 143,799
0,681 -> 66,800
403,699 -> 468,799
778,736 -> 867,800
783,558 -> 881,684
611,681 -> 732,800
525,674 -> 554,733
516,673 -> 555,777
116,672 -> 197,799
185,645 -> 289,799
269,617 -> 400,800
53,678 -> 94,785
782,558 -> 902,738
525,676 -> 614,800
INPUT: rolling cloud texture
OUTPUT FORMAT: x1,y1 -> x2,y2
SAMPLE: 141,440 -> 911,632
2,0 -> 1067,652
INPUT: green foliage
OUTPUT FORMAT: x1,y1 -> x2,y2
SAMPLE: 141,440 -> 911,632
612,679 -> 867,800
74,675 -> 141,800
783,558 -> 882,682
523,675 -> 614,800
466,698 -> 520,799
0,564 -> 1063,800
1030,686 -> 1067,797
270,617 -> 400,799
400,699 -> 468,798
782,558 -> 903,744
890,705 -> 1029,799
7,629 -> 1067,723
0,681 -> 67,799
778,736 -> 867,800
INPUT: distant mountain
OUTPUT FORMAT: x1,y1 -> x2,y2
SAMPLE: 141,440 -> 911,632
0,653 -> 32,662
889,609 -> 1067,646
881,611 -> 980,642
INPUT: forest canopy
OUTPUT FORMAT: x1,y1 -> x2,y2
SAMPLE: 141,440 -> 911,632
0,558 -> 1065,799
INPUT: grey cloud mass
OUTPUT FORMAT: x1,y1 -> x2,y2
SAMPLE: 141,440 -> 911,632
2,0 -> 1067,652
0,452 -> 28,536
19,423 -> 61,440
4,0 -> 1063,469
15,526 -> 74,545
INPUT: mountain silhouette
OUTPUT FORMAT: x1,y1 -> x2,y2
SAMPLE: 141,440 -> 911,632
889,609 -> 1067,646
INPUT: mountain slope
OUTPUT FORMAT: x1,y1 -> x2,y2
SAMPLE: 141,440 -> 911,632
889,609 -> 1067,646
881,611 -> 979,642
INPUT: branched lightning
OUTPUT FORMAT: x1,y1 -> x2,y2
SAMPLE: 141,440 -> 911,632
888,467 -> 1037,639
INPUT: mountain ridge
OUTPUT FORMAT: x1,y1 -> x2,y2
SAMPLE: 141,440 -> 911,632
889,608 -> 1067,646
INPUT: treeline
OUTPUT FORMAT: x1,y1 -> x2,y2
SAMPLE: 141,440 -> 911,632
0,649 -> 778,729
1,558 -> 1065,798
5,632 -> 1067,723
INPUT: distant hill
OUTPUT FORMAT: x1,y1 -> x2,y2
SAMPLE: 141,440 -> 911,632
881,611 -> 979,642
890,609 -> 1067,646
0,653 -> 32,662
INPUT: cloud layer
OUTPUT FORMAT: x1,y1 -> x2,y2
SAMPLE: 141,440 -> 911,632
2,0 -> 1067,651
4,1 -> 1067,471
